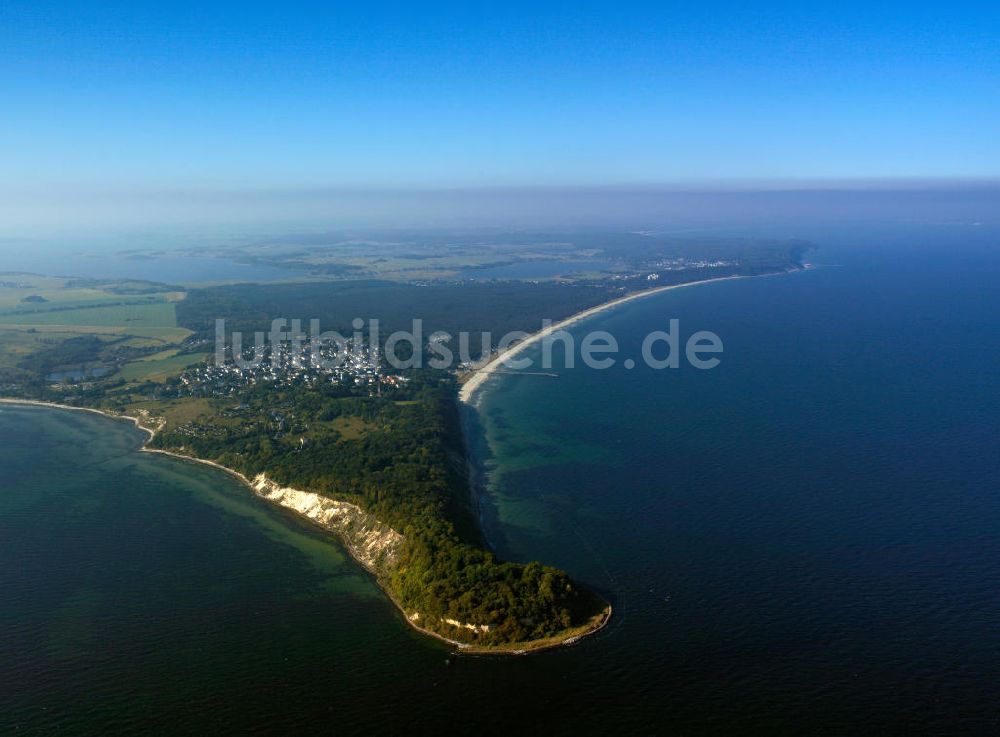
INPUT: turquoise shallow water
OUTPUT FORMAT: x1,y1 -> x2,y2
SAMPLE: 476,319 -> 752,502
3,233 -> 1000,734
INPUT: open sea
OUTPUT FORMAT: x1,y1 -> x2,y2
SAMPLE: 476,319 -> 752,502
2,227 -> 999,735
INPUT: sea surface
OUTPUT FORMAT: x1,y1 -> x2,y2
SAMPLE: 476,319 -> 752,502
3,231 -> 1000,734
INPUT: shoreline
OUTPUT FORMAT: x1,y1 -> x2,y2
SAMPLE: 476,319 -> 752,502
452,269 -> 802,644
459,271 -> 779,404
0,397 -> 611,656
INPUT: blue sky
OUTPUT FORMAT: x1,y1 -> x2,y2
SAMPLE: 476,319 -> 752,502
1,0 -> 998,191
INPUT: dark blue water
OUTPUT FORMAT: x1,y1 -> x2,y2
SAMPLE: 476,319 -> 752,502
475,238 -> 1000,734
2,233 -> 999,734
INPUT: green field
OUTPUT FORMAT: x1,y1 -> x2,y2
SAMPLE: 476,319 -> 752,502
119,352 -> 209,382
0,278 -> 193,382
0,275 -> 117,310
0,274 -> 184,309
327,414 -> 375,440
122,397 -> 217,432
0,324 -> 189,340
0,301 -> 178,328
0,329 -> 118,369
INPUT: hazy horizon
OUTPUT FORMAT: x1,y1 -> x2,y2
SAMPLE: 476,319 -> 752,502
3,2 -> 997,213
4,3 -> 997,245
3,181 -> 999,245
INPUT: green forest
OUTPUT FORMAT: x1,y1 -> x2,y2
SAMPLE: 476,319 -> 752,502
176,279 -> 617,360
149,373 -> 607,646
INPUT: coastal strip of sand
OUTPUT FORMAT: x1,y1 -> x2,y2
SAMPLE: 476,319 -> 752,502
458,274 -> 749,404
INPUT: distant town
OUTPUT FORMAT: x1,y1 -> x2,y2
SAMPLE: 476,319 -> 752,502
177,337 -> 408,398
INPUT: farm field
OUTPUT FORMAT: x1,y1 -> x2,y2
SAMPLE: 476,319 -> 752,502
0,301 -> 178,328
119,352 -> 209,382
0,277 -> 193,381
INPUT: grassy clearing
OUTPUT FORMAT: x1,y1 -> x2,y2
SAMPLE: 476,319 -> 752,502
328,415 -> 375,440
0,324 -> 123,336
126,326 -> 192,342
119,352 -> 208,382
118,336 -> 173,349
132,348 -> 182,362
126,397 -> 216,431
0,324 -> 191,342
0,301 -> 178,328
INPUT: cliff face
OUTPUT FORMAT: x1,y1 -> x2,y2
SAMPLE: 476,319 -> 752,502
248,474 -> 491,645
2,400 -> 609,653
250,474 -> 403,574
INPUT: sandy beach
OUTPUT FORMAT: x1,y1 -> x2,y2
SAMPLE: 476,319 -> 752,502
458,274 -> 749,404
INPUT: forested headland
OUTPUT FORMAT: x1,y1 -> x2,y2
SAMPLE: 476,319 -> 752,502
147,373 -> 609,649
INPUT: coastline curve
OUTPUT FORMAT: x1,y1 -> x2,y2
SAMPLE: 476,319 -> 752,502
458,274 -> 751,404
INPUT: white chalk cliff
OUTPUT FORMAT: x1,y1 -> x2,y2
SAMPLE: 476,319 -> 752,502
250,474 -> 403,573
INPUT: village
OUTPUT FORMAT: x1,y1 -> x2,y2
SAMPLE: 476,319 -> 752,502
176,336 -> 409,398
